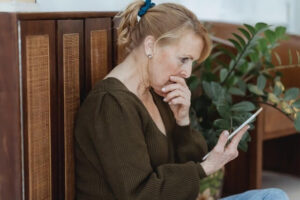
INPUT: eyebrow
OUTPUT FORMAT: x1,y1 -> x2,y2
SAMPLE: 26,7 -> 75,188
183,55 -> 194,60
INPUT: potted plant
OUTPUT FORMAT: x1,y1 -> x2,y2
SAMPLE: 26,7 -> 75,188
189,22 -> 300,200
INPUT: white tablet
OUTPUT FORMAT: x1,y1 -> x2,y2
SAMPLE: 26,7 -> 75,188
202,107 -> 263,161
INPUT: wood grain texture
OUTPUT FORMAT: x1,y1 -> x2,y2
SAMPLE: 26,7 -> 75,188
57,19 -> 84,200
26,34 -> 52,200
21,20 -> 56,200
63,33 -> 80,200
85,18 -> 112,93
0,12 -> 22,200
90,30 -> 108,87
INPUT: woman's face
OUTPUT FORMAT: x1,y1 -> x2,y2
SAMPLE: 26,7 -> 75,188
148,31 -> 204,97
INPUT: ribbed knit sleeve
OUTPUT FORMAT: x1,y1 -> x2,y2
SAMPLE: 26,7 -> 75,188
172,124 -> 208,164
90,92 -> 206,200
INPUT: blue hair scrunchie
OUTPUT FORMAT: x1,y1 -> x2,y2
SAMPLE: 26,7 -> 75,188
138,0 -> 155,17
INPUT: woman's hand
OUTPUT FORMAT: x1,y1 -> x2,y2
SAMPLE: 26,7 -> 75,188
161,76 -> 191,126
200,125 -> 250,175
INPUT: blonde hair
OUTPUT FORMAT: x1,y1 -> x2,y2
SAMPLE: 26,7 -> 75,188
115,0 -> 212,63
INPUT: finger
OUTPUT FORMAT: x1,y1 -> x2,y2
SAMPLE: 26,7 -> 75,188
214,130 -> 229,152
163,89 -> 187,102
227,125 -> 249,149
162,83 -> 187,94
169,76 -> 187,87
168,96 -> 189,106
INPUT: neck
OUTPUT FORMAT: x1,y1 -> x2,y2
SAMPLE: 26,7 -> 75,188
113,50 -> 151,100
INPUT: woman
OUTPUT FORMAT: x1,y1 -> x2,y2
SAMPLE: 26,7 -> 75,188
74,0 -> 289,199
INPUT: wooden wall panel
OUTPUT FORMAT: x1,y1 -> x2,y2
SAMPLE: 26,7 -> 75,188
21,20 -> 56,200
0,13 -> 22,200
57,20 -> 84,200
112,16 -> 125,66
85,18 -> 112,93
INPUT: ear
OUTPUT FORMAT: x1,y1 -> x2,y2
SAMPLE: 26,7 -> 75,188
143,35 -> 155,57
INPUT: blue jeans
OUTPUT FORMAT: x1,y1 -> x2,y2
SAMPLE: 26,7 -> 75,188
221,188 -> 289,200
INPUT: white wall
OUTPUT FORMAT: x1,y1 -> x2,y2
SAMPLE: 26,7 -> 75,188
0,0 -> 299,34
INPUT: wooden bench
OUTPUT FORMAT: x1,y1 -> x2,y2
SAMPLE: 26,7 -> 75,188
0,11 -> 120,200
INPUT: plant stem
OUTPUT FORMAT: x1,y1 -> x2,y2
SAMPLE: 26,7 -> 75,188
244,75 -> 254,83
221,34 -> 257,85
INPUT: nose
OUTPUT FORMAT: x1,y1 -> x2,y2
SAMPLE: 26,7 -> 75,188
180,63 -> 192,79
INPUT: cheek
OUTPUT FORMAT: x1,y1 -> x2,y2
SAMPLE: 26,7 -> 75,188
156,52 -> 179,74
150,50 -> 180,94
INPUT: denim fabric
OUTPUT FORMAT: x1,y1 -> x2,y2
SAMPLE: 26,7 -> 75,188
221,188 -> 289,200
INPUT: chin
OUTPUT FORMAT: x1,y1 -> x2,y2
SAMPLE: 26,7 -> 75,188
151,80 -> 170,98
152,88 -> 166,98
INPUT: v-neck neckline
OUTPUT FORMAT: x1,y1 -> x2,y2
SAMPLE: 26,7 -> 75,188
102,77 -> 169,138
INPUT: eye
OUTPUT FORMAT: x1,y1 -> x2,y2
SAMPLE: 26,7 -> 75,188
180,57 -> 190,64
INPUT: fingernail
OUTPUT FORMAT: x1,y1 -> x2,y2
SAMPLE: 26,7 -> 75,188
163,98 -> 167,102
162,87 -> 166,92
170,76 -> 174,79
224,131 -> 229,137
247,125 -> 250,129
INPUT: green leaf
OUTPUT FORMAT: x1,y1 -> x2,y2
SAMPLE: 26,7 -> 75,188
228,87 -> 245,96
248,84 -> 264,96
220,68 -> 228,82
274,80 -> 284,96
294,113 -> 300,132
258,38 -> 268,53
231,101 -> 256,112
255,22 -> 268,31
217,103 -> 231,119
227,75 -> 239,87
244,24 -> 256,36
187,75 -> 200,91
292,99 -> 300,109
213,119 -> 231,130
237,79 -> 247,93
257,74 -> 267,90
265,30 -> 276,43
202,81 -> 213,99
275,26 -> 287,39
238,28 -> 251,40
202,81 -> 226,103
232,33 -> 246,47
229,39 -> 242,52
232,112 -> 252,124
249,51 -> 259,62
284,88 -> 300,101
268,93 -> 280,103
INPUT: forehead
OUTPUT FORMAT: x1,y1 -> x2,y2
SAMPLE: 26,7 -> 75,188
166,31 -> 204,60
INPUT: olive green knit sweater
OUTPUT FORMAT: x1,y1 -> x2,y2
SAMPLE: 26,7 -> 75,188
74,77 -> 208,200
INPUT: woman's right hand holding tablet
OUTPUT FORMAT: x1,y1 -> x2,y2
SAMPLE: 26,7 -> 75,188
200,125 -> 250,175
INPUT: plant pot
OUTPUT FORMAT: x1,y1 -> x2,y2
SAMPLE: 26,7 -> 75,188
196,167 -> 225,200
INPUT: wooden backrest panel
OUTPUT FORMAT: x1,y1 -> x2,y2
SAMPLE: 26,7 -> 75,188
57,20 -> 84,200
1,12 -> 116,200
0,13 -> 22,200
85,18 -> 112,93
21,20 -> 57,200
90,30 -> 108,87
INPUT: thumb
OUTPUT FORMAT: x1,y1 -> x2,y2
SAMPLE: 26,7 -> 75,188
214,130 -> 229,151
